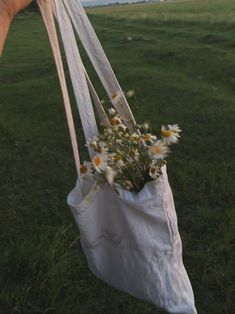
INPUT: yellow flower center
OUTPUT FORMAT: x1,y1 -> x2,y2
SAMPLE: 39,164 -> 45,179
161,130 -> 172,137
94,156 -> 102,167
110,117 -> 120,126
142,134 -> 151,141
80,165 -> 88,174
114,154 -> 122,162
110,118 -> 116,126
150,146 -> 161,154
130,134 -> 138,141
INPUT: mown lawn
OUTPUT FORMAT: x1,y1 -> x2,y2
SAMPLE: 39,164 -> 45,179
0,0 -> 234,313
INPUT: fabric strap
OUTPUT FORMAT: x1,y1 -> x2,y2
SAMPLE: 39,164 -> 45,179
61,0 -> 136,129
52,0 -> 98,160
52,0 -> 110,129
37,0 -> 81,176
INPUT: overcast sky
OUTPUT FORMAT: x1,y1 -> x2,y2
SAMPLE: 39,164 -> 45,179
82,0 -> 146,5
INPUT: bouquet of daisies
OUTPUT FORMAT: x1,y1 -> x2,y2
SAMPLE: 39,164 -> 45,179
80,108 -> 181,192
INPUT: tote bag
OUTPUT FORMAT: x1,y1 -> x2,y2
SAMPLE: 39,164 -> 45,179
38,1 -> 197,313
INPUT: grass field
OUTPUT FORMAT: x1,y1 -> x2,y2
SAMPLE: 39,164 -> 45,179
0,0 -> 235,313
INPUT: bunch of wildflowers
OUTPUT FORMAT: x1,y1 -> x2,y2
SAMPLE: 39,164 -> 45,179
80,108 -> 181,192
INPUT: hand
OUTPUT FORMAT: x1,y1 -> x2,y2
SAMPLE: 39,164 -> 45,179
0,0 -> 32,19
0,0 -> 32,56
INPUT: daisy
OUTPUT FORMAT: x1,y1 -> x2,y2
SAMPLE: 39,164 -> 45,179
104,166 -> 115,185
161,124 -> 181,145
95,142 -> 108,154
148,140 -> 169,159
80,161 -> 92,176
141,122 -> 149,132
168,124 -> 181,134
108,108 -> 116,117
126,90 -> 135,98
115,139 -> 123,145
114,154 -> 125,167
86,136 -> 99,150
110,116 -> 122,126
124,180 -> 134,191
149,164 -> 161,179
92,153 -> 108,173
141,133 -> 157,143
130,132 -> 140,143
104,127 -> 113,135
116,123 -> 127,131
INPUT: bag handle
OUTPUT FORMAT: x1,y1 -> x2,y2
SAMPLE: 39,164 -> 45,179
52,0 -> 110,128
60,0 -> 136,129
52,0 -> 110,127
52,0 -> 99,160
37,0 -> 81,176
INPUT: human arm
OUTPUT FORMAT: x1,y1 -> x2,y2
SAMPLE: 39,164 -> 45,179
0,0 -> 32,56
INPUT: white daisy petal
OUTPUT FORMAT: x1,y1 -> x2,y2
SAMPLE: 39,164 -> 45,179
104,166 -> 115,185
148,140 -> 170,159
92,154 -> 108,173
149,164 -> 161,179
126,90 -> 135,98
161,125 -> 181,145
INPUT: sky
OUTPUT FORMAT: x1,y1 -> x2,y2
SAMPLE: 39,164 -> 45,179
82,0 -> 149,6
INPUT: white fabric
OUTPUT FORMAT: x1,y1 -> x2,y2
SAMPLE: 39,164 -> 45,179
68,166 -> 197,313
53,0 -> 110,128
37,0 -> 81,174
53,0 -> 98,158
62,0 -> 136,129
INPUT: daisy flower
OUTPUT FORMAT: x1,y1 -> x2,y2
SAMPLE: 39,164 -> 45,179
141,133 -> 157,143
116,139 -> 123,145
126,90 -> 135,98
104,127 -> 113,136
168,124 -> 181,134
130,132 -> 140,143
108,108 -> 116,117
141,122 -> 150,132
149,164 -> 161,179
110,116 -> 122,126
116,159 -> 125,168
114,154 -> 125,167
104,166 -> 115,185
94,141 -> 108,154
116,123 -> 127,131
124,180 -> 134,191
86,136 -> 99,150
148,140 -> 169,159
80,161 -> 92,176
92,153 -> 108,173
161,124 -> 181,145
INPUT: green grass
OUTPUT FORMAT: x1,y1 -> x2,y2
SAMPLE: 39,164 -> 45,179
0,0 -> 235,313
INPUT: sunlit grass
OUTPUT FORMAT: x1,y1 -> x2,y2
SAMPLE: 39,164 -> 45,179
88,0 -> 235,24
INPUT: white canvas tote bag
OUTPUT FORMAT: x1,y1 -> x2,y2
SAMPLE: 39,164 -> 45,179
38,1 -> 197,313
68,167 -> 196,313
